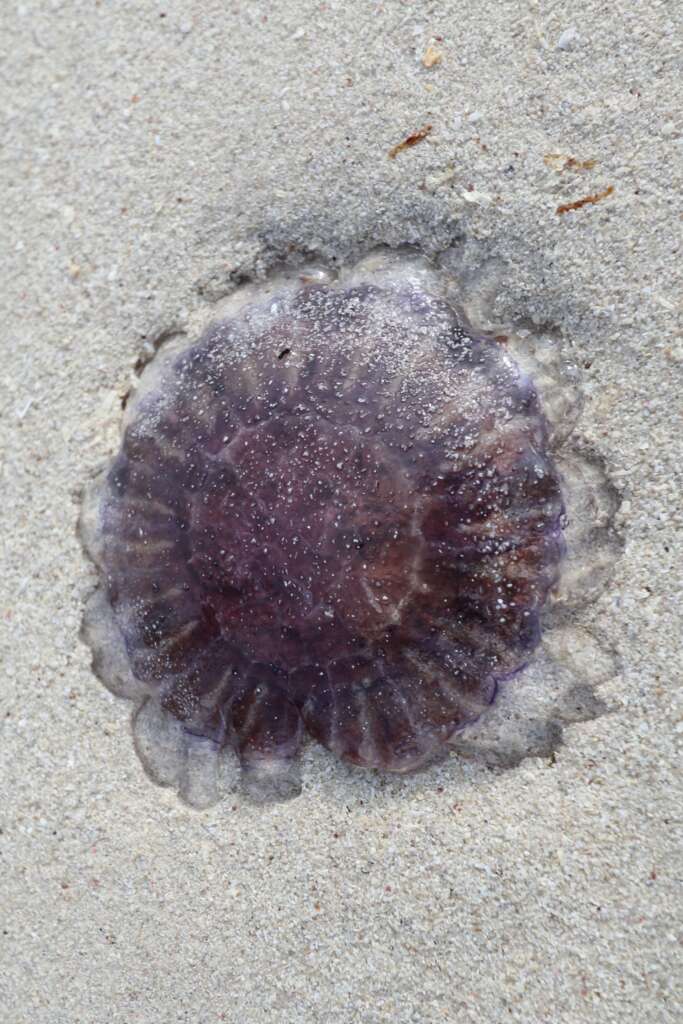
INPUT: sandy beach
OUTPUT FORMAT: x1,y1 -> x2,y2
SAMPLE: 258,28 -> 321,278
1,2 -> 681,1022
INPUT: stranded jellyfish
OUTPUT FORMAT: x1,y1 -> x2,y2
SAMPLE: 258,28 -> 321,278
82,254 -> 565,798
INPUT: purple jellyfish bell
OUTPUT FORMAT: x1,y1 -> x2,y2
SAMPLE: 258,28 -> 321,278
81,253 -> 566,801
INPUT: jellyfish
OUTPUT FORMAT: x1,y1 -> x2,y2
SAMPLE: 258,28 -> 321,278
81,253 -> 570,801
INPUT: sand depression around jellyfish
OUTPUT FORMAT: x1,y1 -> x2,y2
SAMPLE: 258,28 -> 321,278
80,251 -> 620,803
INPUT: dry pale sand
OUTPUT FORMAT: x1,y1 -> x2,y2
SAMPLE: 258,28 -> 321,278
1,2 -> 681,1023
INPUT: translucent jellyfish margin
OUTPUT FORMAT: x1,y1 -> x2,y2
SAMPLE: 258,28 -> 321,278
78,249 -> 623,806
